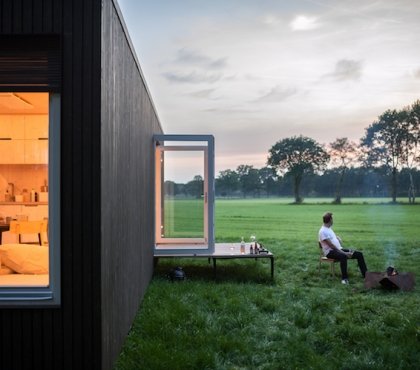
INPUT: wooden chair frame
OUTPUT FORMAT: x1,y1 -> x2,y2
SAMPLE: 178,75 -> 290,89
318,241 -> 337,276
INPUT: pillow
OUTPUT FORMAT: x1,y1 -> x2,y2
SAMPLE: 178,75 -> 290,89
0,244 -> 48,274
0,266 -> 14,275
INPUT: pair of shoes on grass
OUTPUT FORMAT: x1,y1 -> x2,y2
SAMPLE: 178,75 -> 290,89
341,279 -> 349,285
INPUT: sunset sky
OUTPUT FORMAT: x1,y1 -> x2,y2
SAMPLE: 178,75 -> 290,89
118,0 -> 420,176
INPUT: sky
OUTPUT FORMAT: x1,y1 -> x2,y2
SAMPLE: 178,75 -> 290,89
117,0 -> 420,179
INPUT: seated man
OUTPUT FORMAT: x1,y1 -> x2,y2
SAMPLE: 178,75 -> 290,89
319,212 -> 367,284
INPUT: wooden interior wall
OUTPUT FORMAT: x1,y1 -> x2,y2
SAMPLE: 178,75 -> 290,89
100,1 -> 163,369
0,1 -> 102,369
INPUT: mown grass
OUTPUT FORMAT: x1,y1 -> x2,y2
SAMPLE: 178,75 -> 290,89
115,199 -> 420,370
163,199 -> 204,238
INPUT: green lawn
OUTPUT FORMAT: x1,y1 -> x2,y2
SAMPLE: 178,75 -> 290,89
115,199 -> 420,370
163,199 -> 204,238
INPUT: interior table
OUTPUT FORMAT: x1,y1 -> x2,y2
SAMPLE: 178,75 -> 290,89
154,243 -> 275,280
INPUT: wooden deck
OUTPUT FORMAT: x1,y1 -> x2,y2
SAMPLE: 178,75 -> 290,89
154,243 -> 275,280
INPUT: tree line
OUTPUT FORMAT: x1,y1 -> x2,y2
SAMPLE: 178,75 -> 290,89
215,165 -> 420,201
166,99 -> 420,203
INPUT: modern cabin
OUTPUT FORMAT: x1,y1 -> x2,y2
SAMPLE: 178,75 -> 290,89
0,1 -> 162,369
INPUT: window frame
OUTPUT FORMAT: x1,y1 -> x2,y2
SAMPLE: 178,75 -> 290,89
155,145 -> 209,245
0,93 -> 61,307
154,134 -> 215,256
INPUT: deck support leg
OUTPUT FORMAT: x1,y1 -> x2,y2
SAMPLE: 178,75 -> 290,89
270,257 -> 274,280
212,258 -> 217,279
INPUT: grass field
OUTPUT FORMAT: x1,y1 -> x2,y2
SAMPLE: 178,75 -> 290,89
115,199 -> 420,370
163,199 -> 204,238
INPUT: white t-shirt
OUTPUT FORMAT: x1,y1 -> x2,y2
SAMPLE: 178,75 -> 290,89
319,225 -> 342,256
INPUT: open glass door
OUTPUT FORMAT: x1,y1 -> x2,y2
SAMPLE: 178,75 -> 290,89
154,135 -> 214,255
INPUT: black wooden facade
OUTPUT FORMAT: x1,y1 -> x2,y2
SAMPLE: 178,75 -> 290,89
0,1 -> 162,369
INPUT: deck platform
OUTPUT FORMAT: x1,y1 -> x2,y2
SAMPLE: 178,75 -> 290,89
154,243 -> 275,280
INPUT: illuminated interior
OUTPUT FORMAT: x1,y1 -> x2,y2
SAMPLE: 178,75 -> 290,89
0,92 -> 49,287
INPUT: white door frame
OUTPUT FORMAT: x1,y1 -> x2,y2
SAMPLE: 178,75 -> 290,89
153,135 -> 215,255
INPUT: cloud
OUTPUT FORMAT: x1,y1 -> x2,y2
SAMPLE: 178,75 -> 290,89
118,0 -> 420,172
327,59 -> 363,81
163,71 -> 222,84
189,88 -> 216,98
261,14 -> 282,26
244,74 -> 262,81
175,48 -> 227,69
203,106 -> 261,115
163,49 -> 228,84
254,86 -> 297,103
290,15 -> 320,31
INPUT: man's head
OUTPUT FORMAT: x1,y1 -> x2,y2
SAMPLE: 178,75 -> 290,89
323,212 -> 333,226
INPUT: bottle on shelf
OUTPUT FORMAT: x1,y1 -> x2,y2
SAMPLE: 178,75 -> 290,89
30,188 -> 35,202
41,179 -> 49,193
22,189 -> 29,202
240,236 -> 245,254
249,243 -> 254,254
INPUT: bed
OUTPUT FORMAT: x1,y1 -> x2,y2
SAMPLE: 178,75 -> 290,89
0,244 -> 49,287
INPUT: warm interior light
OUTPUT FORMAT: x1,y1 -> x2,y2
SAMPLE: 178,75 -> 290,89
0,91 -> 50,287
0,93 -> 34,111
0,92 -> 48,114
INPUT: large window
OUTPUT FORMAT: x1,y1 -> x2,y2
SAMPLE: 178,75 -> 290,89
0,92 -> 60,305
154,135 -> 215,255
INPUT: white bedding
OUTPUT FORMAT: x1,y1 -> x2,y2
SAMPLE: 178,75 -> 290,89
0,273 -> 49,287
0,243 -> 50,287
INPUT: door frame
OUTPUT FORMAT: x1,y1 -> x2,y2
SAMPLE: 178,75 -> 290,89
153,134 -> 215,255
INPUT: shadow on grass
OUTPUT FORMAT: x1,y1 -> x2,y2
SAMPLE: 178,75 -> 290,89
153,258 -> 275,284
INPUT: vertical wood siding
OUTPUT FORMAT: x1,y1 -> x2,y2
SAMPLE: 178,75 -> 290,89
0,0 -> 159,368
0,0 -> 102,369
100,1 -> 163,368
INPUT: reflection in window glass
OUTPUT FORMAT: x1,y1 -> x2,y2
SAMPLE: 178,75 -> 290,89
162,150 -> 204,238
0,92 -> 49,287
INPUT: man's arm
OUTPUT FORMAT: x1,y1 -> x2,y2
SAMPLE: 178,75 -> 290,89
323,238 -> 347,255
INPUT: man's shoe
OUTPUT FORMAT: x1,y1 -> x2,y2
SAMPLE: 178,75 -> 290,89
341,279 -> 349,284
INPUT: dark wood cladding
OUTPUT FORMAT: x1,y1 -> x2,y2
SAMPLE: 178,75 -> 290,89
2,0 -> 162,369
0,34 -> 61,92
0,0 -> 102,369
0,0 -> 61,34
100,1 -> 163,369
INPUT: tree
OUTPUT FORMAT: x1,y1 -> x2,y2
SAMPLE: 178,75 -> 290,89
406,100 -> 420,203
216,169 -> 239,197
328,137 -> 358,203
267,135 -> 329,203
185,175 -> 204,198
258,166 -> 278,197
236,165 -> 260,197
164,180 -> 177,196
361,108 -> 411,202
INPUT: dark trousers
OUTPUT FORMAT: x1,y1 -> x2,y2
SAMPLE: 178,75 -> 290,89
326,249 -> 367,279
